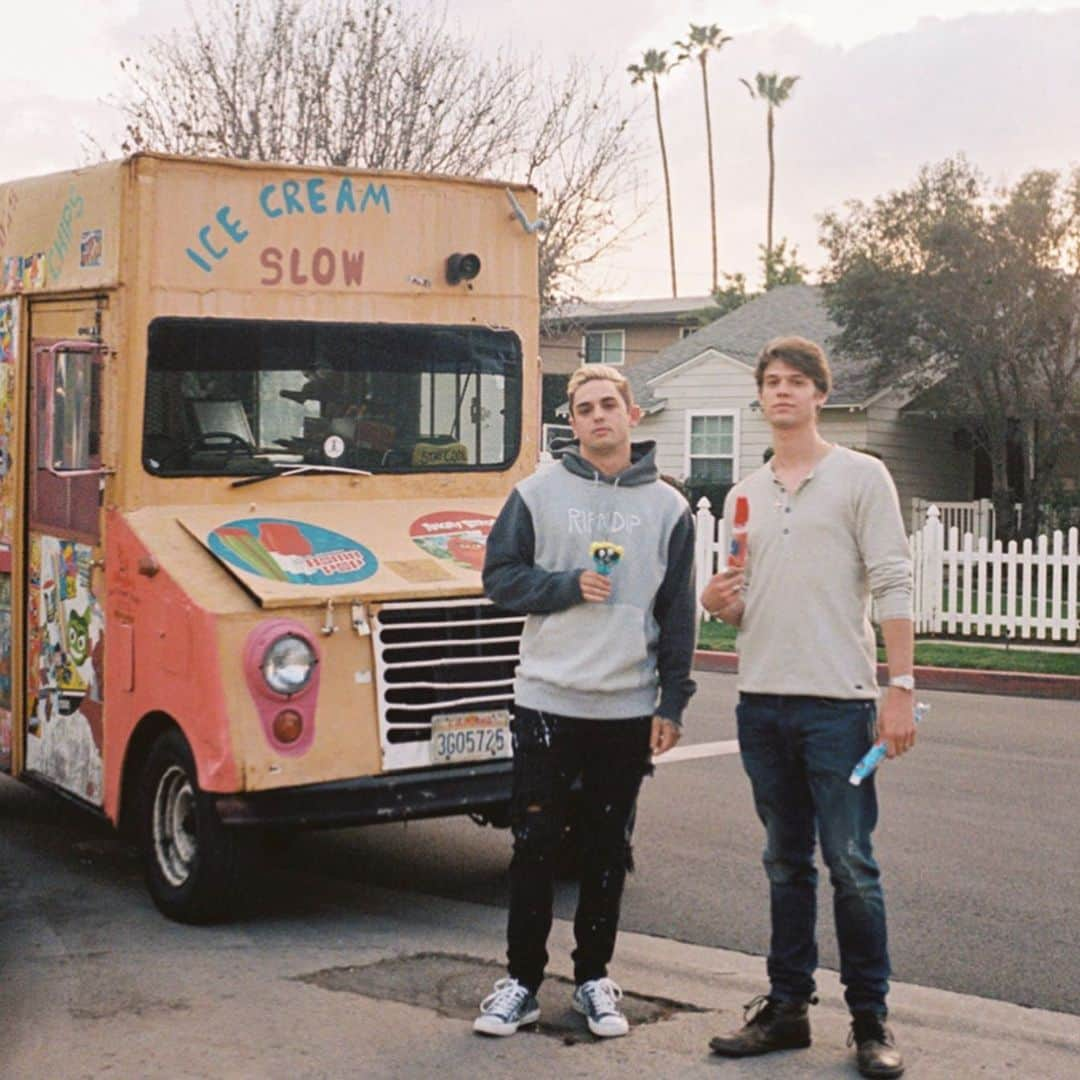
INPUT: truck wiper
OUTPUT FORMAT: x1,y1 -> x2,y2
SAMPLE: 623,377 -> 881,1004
231,463 -> 374,488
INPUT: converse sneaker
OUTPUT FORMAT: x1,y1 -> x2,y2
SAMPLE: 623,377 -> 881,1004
572,977 -> 630,1037
473,977 -> 540,1037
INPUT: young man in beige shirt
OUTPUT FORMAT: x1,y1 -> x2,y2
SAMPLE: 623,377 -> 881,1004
702,337 -> 916,1079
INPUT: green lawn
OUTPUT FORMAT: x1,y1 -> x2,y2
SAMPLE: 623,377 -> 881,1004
696,620 -> 1080,676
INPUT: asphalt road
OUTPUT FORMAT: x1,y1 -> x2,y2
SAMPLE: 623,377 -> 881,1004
270,674 -> 1080,1016
2,674 -> 1077,1017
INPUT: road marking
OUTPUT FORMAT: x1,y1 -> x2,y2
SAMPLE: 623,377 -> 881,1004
655,739 -> 740,765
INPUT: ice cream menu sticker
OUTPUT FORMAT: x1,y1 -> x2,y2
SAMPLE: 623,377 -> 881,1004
409,511 -> 495,571
208,518 -> 378,585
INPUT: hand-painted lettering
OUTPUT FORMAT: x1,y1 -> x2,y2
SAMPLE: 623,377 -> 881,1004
257,246 -> 365,288
282,181 -> 305,214
288,247 -> 308,284
336,178 -> 356,213
259,246 -> 283,285
185,203 -> 250,272
311,247 -> 334,285
341,250 -> 364,285
361,183 -> 390,212
47,191 -> 84,279
186,247 -> 213,272
215,205 -> 248,244
187,177 -> 388,277
307,178 -> 327,214
259,184 -> 282,218
257,177 -> 391,219
199,224 -> 227,261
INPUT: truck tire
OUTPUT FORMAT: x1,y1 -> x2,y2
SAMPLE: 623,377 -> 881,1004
138,728 -> 242,923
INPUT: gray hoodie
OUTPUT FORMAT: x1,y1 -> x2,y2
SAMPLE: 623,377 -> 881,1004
482,440 -> 697,724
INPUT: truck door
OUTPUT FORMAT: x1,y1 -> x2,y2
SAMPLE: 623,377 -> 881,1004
24,299 -> 107,805
0,298 -> 18,773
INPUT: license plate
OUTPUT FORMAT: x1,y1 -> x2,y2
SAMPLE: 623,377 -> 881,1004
430,709 -> 512,765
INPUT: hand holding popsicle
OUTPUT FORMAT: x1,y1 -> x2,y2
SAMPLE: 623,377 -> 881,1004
579,569 -> 612,602
701,495 -> 749,624
850,703 -> 930,785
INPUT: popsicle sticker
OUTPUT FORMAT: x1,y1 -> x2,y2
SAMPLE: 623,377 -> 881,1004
409,511 -> 495,571
590,541 -> 624,575
208,518 -> 378,585
728,495 -> 749,568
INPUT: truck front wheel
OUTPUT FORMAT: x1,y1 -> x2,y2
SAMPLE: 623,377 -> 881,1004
139,728 -> 241,923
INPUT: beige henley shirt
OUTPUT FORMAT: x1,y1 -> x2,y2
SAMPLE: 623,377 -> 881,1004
721,445 -> 913,699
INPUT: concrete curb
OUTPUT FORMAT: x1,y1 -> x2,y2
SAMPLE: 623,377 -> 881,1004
693,650 -> 1080,700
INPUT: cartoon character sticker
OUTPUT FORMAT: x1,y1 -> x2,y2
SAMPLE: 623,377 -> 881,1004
26,536 -> 104,804
80,229 -> 103,268
0,298 -> 18,547
208,518 -> 378,585
409,511 -> 495,571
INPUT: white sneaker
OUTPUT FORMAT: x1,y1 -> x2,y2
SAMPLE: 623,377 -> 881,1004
572,977 -> 630,1037
473,977 -> 541,1037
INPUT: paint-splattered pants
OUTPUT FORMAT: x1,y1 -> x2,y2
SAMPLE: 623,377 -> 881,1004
506,706 -> 653,992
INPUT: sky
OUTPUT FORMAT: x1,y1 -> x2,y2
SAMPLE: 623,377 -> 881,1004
6,1 -> 1080,298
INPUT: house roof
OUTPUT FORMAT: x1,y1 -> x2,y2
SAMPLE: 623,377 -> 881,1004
626,284 -> 884,411
542,295 -> 716,329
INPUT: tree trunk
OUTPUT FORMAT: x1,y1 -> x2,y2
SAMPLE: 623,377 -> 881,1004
990,448 -> 1019,543
652,76 -> 678,298
766,105 -> 775,267
700,56 -> 718,294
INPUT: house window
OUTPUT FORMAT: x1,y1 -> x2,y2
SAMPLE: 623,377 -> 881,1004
686,412 -> 737,486
583,329 -> 625,365
679,326 -> 697,339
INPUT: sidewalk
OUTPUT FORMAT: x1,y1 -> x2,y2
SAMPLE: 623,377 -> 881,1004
694,650 -> 1080,700
5,861 -> 1078,1079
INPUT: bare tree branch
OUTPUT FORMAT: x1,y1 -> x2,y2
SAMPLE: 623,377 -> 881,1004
107,0 -> 640,306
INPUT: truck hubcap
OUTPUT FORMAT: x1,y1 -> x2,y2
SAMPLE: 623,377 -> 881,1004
153,764 -> 198,887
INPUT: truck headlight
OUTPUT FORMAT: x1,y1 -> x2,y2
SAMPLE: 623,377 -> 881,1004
262,634 -> 317,695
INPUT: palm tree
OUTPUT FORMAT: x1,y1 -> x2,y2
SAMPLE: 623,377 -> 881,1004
675,24 -> 732,294
740,71 -> 800,270
629,49 -> 679,297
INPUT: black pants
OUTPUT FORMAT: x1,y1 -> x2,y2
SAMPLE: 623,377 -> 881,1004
506,706 -> 653,992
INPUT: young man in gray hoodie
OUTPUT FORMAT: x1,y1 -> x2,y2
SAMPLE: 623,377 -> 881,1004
473,364 -> 697,1039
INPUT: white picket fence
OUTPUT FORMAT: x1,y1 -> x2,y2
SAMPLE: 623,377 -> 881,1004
910,497 -> 997,541
695,499 -> 1080,642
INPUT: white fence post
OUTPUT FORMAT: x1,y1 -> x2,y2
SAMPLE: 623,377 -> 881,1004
695,496 -> 719,621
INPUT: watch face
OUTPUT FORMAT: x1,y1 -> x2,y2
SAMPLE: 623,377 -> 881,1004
891,676 -> 915,691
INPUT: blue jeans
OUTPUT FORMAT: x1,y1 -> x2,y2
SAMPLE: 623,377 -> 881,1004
737,694 -> 890,1015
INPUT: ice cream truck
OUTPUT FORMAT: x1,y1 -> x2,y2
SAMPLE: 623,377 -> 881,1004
0,153 -> 540,921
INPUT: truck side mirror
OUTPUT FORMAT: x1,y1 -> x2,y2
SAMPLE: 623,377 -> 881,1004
41,343 -> 105,477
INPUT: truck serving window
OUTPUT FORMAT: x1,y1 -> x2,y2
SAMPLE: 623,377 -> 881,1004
143,317 -> 522,477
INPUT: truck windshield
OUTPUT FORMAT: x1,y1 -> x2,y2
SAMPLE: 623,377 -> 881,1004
142,317 -> 522,477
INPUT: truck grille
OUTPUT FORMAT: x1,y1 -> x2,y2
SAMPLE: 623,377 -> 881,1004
373,597 -> 524,770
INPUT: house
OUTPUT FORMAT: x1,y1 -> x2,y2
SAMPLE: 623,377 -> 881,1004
540,296 -> 716,376
626,284 -> 975,521
539,295 -> 715,455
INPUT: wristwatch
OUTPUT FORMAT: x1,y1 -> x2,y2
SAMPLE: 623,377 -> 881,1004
889,674 -> 916,692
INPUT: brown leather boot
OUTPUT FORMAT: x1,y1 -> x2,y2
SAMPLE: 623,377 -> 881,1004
708,994 -> 812,1057
850,1012 -> 905,1078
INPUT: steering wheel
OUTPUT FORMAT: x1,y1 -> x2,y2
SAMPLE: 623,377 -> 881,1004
188,432 -> 255,460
